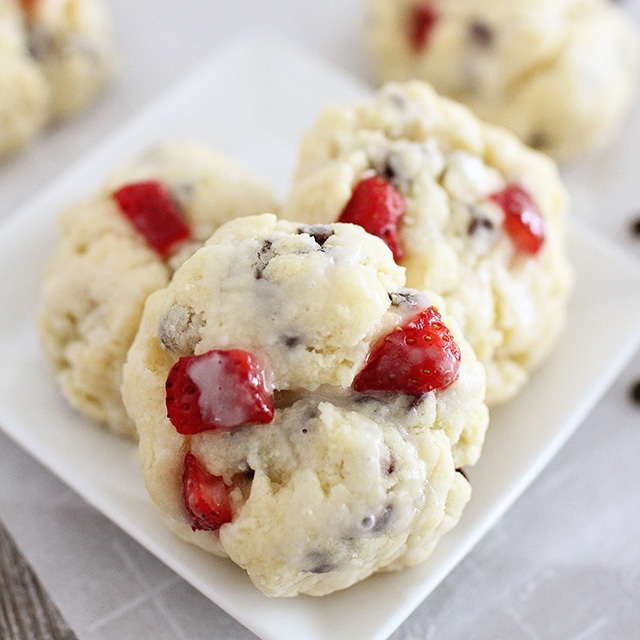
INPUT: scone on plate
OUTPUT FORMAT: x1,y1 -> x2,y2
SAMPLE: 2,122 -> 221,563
122,214 -> 489,597
282,81 -> 573,406
365,0 -> 640,162
0,0 -> 114,159
38,142 -> 278,438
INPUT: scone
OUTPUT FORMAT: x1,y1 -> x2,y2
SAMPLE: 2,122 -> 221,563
365,0 -> 640,162
122,214 -> 489,597
38,142 -> 278,438
282,81 -> 573,405
0,0 -> 114,159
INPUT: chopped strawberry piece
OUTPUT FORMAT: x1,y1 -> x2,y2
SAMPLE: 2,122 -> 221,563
182,452 -> 233,531
113,180 -> 191,257
338,175 -> 405,262
408,4 -> 439,52
353,306 -> 460,394
166,349 -> 274,434
489,184 -> 545,255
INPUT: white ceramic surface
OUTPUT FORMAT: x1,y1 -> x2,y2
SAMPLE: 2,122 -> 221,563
2,34 -> 640,640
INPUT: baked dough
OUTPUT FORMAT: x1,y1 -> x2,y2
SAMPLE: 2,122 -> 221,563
0,0 -> 114,159
283,81 -> 573,405
366,0 -> 640,162
38,142 -> 277,437
122,214 -> 489,596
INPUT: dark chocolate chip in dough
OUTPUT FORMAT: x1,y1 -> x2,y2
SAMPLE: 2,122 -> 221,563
456,467 -> 469,482
306,551 -> 337,574
254,239 -> 274,279
297,225 -> 334,247
468,215 -> 494,236
469,21 -> 494,48
158,305 -> 204,355
283,335 -> 300,348
389,290 -> 420,308
528,131 -> 551,151
27,26 -> 53,61
371,504 -> 394,533
380,156 -> 397,183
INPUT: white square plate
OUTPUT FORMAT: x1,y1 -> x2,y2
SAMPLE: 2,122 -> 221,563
2,32 -> 640,640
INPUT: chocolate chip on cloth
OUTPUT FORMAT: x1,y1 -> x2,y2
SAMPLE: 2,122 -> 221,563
629,379 -> 640,405
629,213 -> 640,238
122,214 -> 489,597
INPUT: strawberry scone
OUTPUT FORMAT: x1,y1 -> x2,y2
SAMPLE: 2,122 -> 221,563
0,0 -> 114,159
365,0 -> 640,162
38,142 -> 277,438
282,81 -> 573,405
122,214 -> 488,597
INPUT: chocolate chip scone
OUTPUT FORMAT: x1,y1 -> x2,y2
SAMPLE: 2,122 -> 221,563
282,81 -> 573,406
121,214 -> 489,597
365,0 -> 640,162
38,142 -> 277,438
0,0 -> 114,159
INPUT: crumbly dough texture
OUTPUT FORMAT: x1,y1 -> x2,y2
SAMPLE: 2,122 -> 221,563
282,81 -> 573,405
122,214 -> 488,597
0,0 -> 114,159
38,142 -> 278,438
365,0 -> 640,162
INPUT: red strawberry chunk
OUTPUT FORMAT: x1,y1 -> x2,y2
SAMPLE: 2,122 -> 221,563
182,452 -> 233,531
338,175 -> 405,262
353,306 -> 460,394
408,3 -> 439,52
489,184 -> 545,255
113,180 -> 191,257
166,349 -> 274,434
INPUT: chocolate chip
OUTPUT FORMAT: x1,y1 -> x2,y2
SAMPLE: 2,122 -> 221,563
254,239 -> 274,279
380,159 -> 396,183
283,335 -> 300,348
468,215 -> 494,235
171,182 -> 195,209
408,394 -> 427,410
469,21 -> 493,48
272,389 -> 303,410
528,131 -> 550,151
374,153 -> 412,194
629,216 -> 640,237
389,290 -> 420,307
356,504 -> 394,535
387,89 -> 409,111
371,504 -> 394,533
243,467 -> 256,480
298,225 -> 334,247
158,305 -> 203,355
304,406 -> 318,420
385,458 -> 396,475
380,153 -> 401,183
306,551 -> 336,574
629,379 -> 640,405
26,26 -> 52,61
